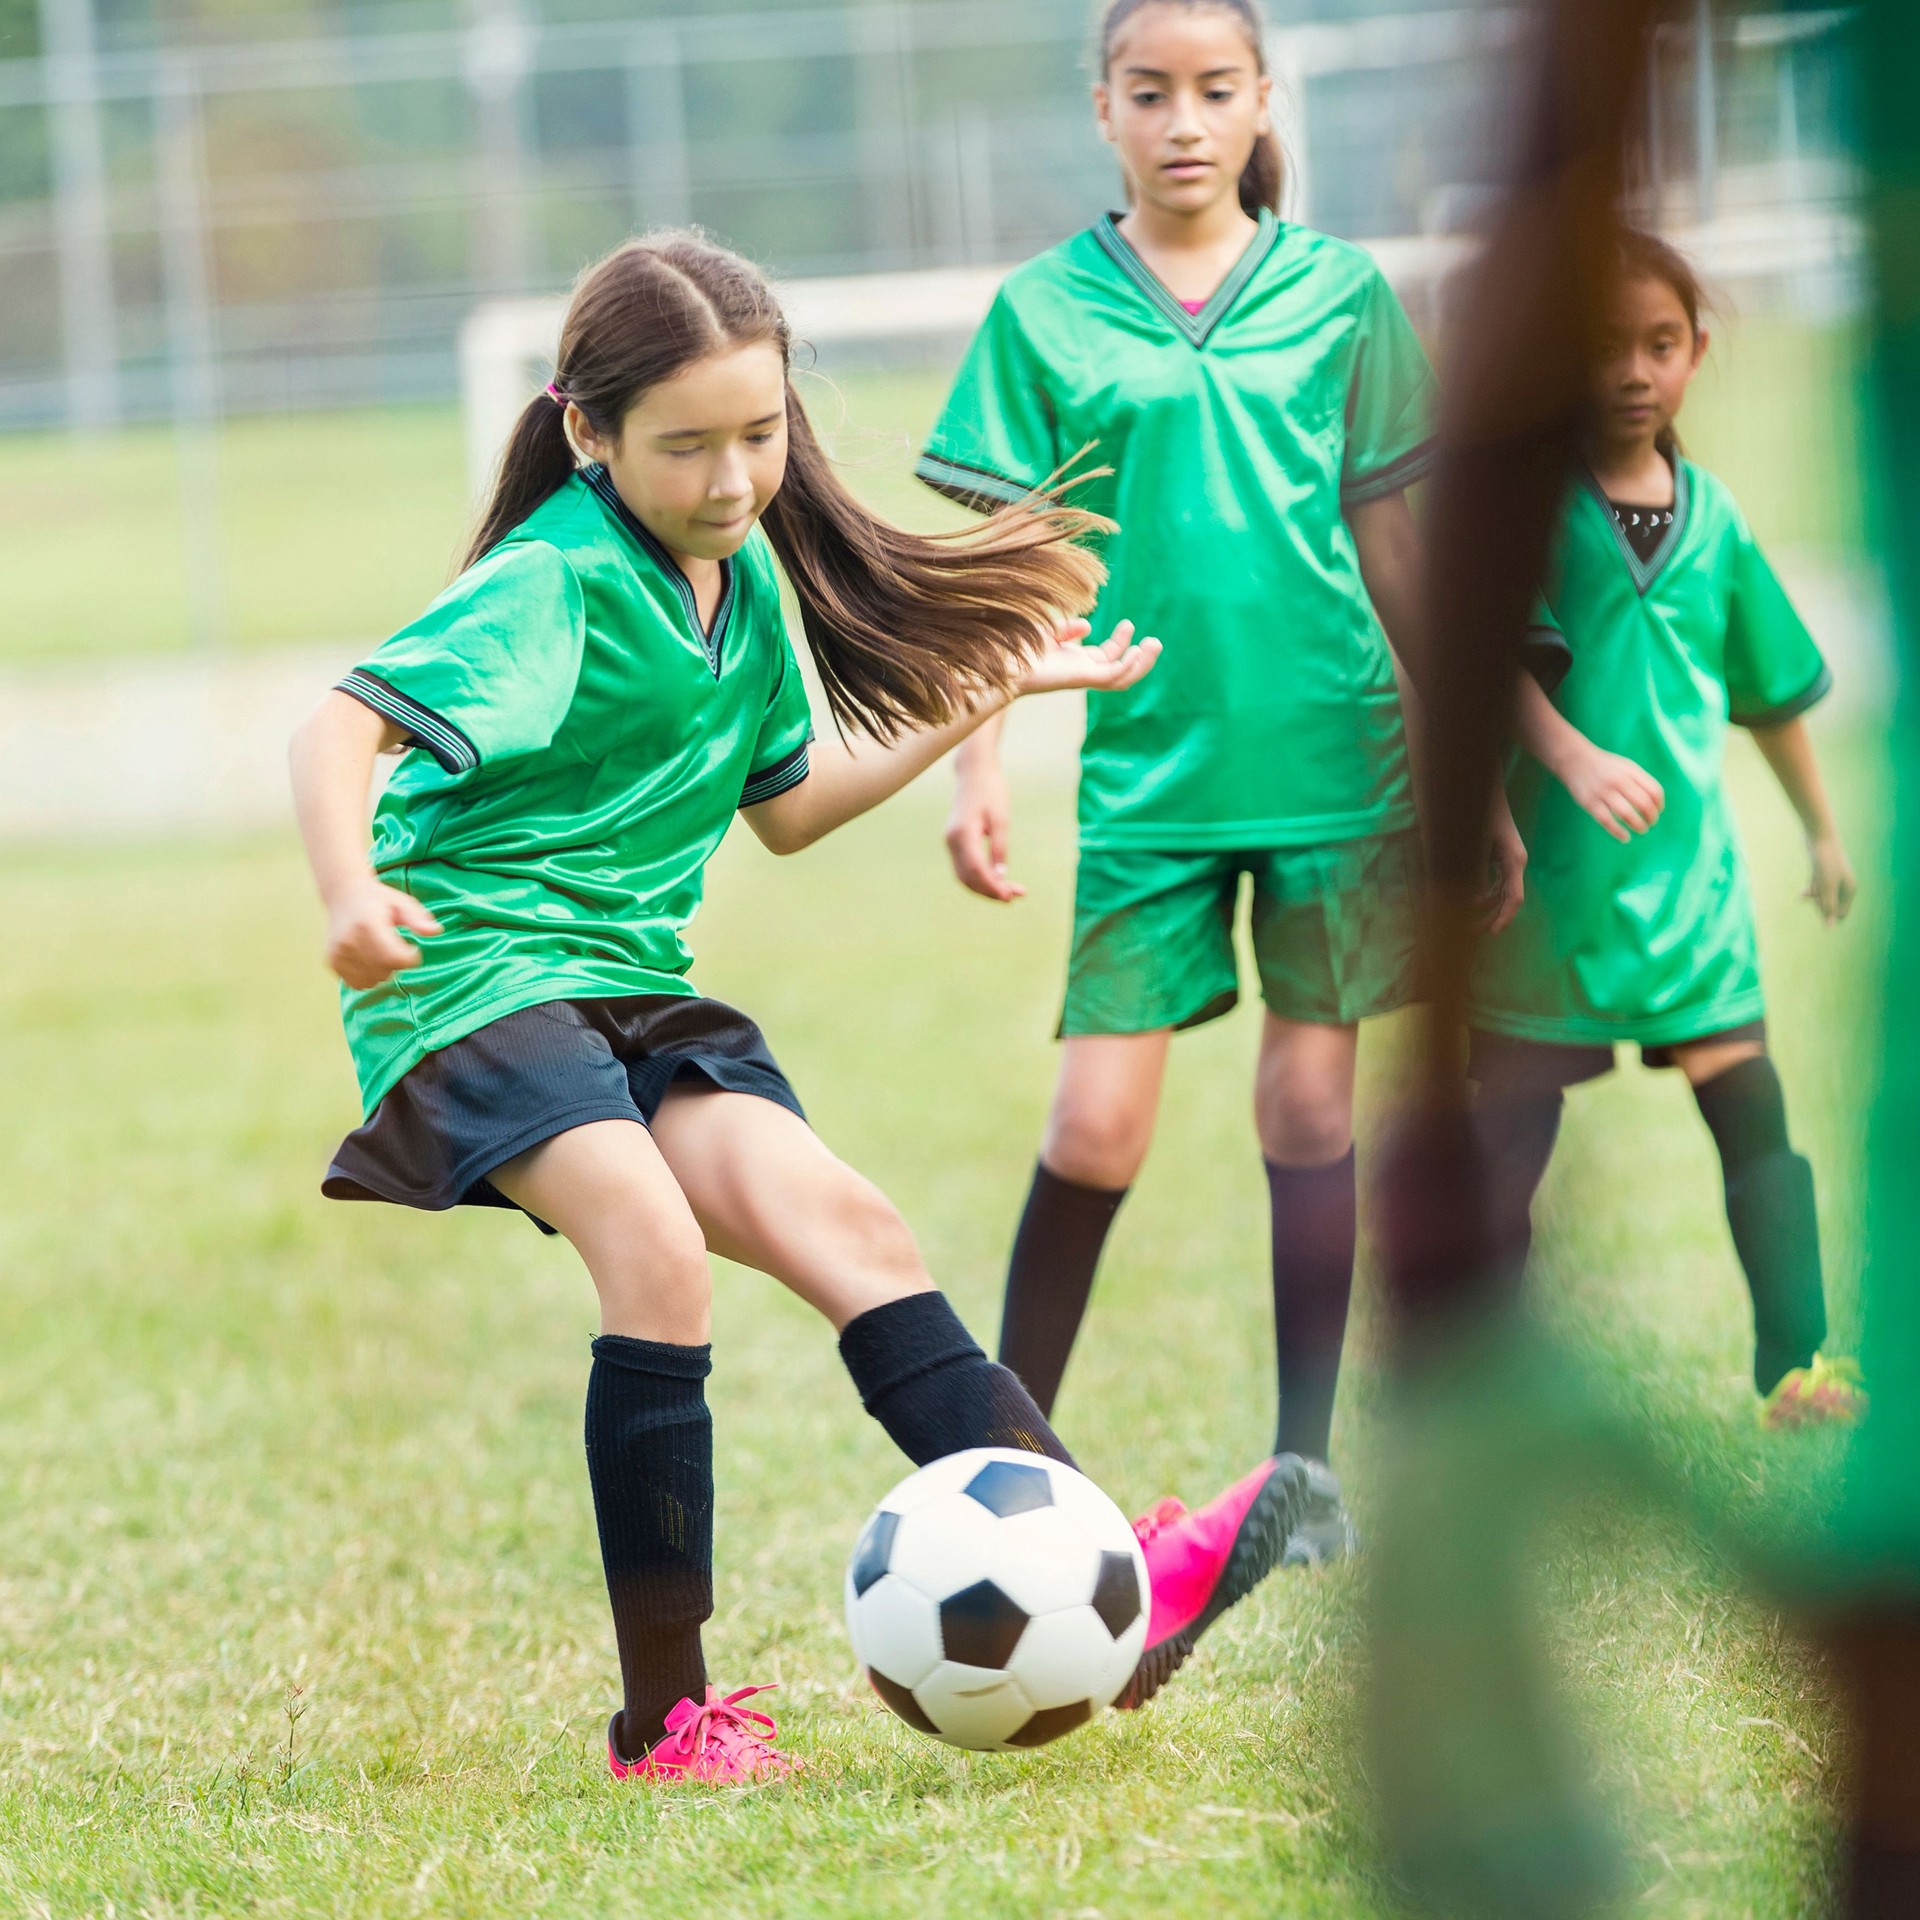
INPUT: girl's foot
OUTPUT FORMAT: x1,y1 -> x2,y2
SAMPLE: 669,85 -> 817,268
607,1684 -> 797,1784
1116,1453 -> 1310,1709
1760,1353 -> 1867,1431
1281,1457 -> 1361,1569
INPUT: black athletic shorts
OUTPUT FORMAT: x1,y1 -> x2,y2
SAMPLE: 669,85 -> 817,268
1467,1019 -> 1768,1096
324,994 -> 804,1227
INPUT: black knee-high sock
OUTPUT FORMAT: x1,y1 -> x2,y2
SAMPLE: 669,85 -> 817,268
1474,1088 -> 1566,1285
1266,1150 -> 1358,1464
841,1291 -> 1075,1467
1693,1056 -> 1826,1392
583,1335 -> 714,1761
996,1163 -> 1128,1417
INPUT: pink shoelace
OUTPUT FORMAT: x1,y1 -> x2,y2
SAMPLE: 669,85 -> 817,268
1132,1496 -> 1189,1546
659,1684 -> 782,1765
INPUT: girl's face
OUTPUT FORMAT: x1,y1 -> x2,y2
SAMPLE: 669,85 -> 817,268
568,342 -> 789,563
1095,4 -> 1270,220
1592,273 -> 1708,452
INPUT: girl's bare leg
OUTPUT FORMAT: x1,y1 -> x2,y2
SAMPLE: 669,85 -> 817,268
487,1117 -> 713,1339
1253,1013 -> 1359,1167
1042,1031 -> 1172,1188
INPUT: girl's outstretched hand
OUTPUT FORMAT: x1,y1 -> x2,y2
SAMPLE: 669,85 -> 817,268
1563,742 -> 1664,843
325,876 -> 443,989
1018,618 -> 1161,697
1806,832 -> 1857,926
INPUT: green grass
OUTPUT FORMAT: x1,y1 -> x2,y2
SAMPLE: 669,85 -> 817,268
0,715 -> 1876,1915
0,317 -> 1867,667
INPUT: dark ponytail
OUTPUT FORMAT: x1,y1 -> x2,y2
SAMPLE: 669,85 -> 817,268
465,232 -> 1109,739
1098,0 -> 1285,218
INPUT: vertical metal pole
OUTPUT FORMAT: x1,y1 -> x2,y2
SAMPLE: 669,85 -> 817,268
1271,37 -> 1311,225
1694,0 -> 1717,225
957,110 -> 995,265
39,0 -> 119,431
851,3 -> 913,268
464,0 -> 533,296
626,30 -> 691,233
156,62 -> 225,653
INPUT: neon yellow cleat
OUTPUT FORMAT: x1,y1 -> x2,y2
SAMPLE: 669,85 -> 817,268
1759,1353 -> 1867,1431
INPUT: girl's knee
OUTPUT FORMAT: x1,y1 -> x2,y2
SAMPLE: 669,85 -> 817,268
828,1172 -> 929,1288
1043,1097 -> 1153,1188
589,1201 -> 713,1341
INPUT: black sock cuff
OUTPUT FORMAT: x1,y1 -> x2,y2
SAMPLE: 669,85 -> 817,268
590,1334 -> 713,1381
1031,1162 -> 1129,1215
1263,1145 -> 1357,1186
839,1292 -> 983,1409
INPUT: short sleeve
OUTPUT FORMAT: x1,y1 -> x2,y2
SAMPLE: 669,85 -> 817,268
915,292 -> 1062,512
740,632 -> 815,809
1723,528 -> 1831,727
1341,267 -> 1440,505
1522,595 -> 1572,695
338,541 -> 586,773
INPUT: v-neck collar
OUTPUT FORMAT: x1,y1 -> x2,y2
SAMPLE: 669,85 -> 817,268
1092,208 -> 1281,348
583,464 -> 735,674
1581,455 -> 1691,596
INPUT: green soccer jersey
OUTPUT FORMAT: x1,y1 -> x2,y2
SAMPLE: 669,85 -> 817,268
1470,459 -> 1831,1046
335,466 -> 814,1113
919,210 -> 1436,850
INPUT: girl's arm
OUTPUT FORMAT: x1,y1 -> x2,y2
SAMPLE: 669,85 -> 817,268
1348,491 -> 1528,933
1749,715 -> 1856,925
1513,676 -> 1665,844
744,620 -> 1157,857
946,711 -> 1019,901
289,691 -> 444,988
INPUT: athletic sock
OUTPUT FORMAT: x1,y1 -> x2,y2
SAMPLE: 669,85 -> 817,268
1266,1150 -> 1358,1463
1473,1088 -> 1566,1284
996,1162 -> 1128,1417
1692,1056 -> 1827,1393
583,1334 -> 714,1761
840,1291 -> 1075,1467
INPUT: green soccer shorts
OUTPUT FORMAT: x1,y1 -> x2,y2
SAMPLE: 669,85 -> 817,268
1058,829 -> 1424,1036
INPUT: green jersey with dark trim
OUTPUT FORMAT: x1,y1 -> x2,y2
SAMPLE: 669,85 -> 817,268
919,211 -> 1436,849
1472,458 -> 1831,1046
335,467 -> 814,1114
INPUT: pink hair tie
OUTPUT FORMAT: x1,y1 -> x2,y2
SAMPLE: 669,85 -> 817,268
544,380 -> 566,404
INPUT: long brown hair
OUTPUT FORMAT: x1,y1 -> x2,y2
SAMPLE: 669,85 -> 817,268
468,234 -> 1109,739
1097,0 -> 1285,218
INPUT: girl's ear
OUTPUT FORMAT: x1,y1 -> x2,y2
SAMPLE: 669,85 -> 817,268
1092,79 -> 1116,146
1255,69 -> 1273,137
1690,326 -> 1711,373
562,403 -> 600,466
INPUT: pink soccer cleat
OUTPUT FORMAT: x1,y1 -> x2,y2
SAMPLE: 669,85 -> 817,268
1116,1453 -> 1310,1709
606,1684 -> 797,1785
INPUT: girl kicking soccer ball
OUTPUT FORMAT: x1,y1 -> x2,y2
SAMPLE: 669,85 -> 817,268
291,233 -> 1307,1786
923,0 -> 1526,1558
1469,228 -> 1864,1430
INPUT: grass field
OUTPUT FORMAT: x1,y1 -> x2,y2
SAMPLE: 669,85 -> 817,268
0,317 -> 1868,668
0,707 -> 1876,1914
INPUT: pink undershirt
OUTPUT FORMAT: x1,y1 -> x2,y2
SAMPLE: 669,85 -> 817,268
1180,297 -> 1206,313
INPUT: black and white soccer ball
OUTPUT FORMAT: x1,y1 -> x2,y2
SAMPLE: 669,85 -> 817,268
844,1447 -> 1150,1751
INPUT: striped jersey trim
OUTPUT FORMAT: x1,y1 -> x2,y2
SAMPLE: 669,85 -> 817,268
739,741 -> 812,809
1093,208 -> 1280,348
1731,661 -> 1833,730
914,452 -> 1038,512
337,670 -> 479,775
583,463 -> 735,673
1522,623 -> 1573,696
1340,439 -> 1439,504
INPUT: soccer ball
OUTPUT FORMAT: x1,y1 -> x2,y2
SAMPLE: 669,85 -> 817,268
844,1447 -> 1150,1751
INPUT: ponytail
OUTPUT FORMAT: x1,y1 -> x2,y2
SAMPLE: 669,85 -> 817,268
465,392 -> 576,572
1239,127 -> 1283,217
762,396 -> 1109,740
459,230 -> 1109,738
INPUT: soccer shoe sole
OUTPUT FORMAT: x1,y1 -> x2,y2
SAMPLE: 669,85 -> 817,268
1116,1453 -> 1311,1710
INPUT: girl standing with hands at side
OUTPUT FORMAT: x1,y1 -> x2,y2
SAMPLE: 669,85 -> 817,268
1470,231 -> 1864,1429
292,234 -> 1306,1787
924,0 -> 1526,1558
